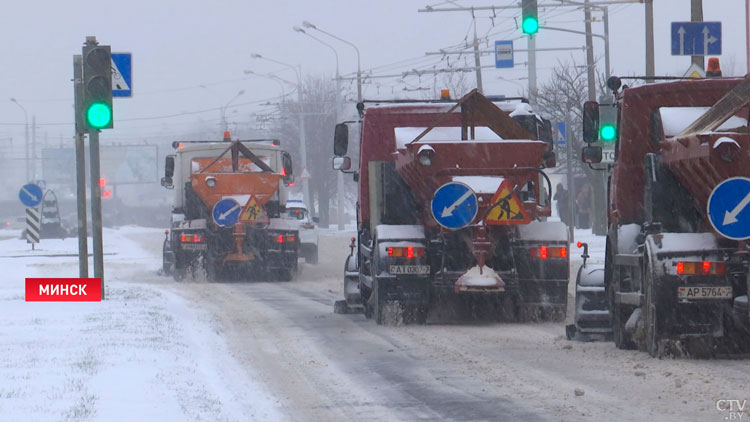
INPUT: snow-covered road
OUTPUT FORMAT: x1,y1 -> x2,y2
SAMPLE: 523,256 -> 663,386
2,226 -> 749,421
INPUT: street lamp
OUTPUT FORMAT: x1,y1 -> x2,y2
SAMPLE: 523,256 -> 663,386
244,70 -> 293,100
222,90 -> 245,133
10,97 -> 30,182
302,20 -> 362,102
251,53 -> 311,210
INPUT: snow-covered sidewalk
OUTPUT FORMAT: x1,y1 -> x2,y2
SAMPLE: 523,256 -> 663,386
0,226 -> 282,421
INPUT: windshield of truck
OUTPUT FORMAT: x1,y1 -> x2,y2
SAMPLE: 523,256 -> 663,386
659,107 -> 748,137
190,156 -> 274,173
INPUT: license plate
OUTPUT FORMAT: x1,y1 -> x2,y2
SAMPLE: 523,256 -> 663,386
677,286 -> 732,299
389,265 -> 430,275
181,243 -> 207,251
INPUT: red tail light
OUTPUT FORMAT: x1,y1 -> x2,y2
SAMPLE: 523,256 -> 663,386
388,247 -> 425,258
676,261 -> 726,275
180,233 -> 206,243
529,246 -> 567,259
277,235 -> 284,244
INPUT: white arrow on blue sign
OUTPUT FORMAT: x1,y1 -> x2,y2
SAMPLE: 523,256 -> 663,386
19,183 -> 43,207
707,177 -> 750,240
671,22 -> 721,56
111,53 -> 133,98
212,198 -> 241,227
431,182 -> 478,230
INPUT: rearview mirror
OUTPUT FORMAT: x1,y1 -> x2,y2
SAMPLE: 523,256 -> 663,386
581,146 -> 602,164
332,156 -> 351,171
542,151 -> 556,168
281,151 -> 293,183
160,176 -> 173,189
582,101 -> 599,143
334,123 -> 349,156
165,155 -> 175,178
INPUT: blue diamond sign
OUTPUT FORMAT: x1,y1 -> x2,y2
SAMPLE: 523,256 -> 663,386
111,53 -> 133,97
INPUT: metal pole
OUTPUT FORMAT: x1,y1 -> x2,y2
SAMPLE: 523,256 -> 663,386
584,0 -> 596,102
566,116 -> 575,243
10,98 -> 29,181
472,15 -> 484,93
31,115 -> 36,179
73,54 -> 89,278
747,0 -> 750,74
691,0 -> 704,70
528,36 -> 537,104
645,0 -> 655,78
89,129 -> 104,297
603,6 -> 611,80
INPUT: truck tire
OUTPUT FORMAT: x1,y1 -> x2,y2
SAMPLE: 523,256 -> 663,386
606,243 -> 637,350
644,259 -> 665,358
305,246 -> 318,265
371,279 -> 385,324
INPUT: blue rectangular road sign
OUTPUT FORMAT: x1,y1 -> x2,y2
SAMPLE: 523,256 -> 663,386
671,22 -> 721,56
495,40 -> 514,68
111,53 -> 132,97
556,122 -> 567,145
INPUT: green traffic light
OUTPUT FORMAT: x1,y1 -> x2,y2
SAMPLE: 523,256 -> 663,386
522,17 -> 539,34
86,102 -> 112,129
600,124 -> 616,141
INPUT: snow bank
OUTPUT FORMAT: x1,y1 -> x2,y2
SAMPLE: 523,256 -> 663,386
517,221 -> 569,242
0,227 -> 282,421
660,107 -> 748,136
376,224 -> 425,240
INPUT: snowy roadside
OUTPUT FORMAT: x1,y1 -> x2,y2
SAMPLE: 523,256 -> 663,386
0,227 -> 282,422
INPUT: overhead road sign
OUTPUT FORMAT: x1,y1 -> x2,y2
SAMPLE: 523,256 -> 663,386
19,183 -> 43,207
239,195 -> 269,225
495,40 -> 514,68
212,198 -> 241,227
485,180 -> 531,225
707,177 -> 750,240
671,22 -> 721,56
431,182 -> 478,230
111,53 -> 132,97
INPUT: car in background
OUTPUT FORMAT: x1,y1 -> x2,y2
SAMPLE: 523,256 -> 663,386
285,200 -> 319,264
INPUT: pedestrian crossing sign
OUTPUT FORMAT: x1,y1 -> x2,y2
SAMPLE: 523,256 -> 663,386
239,195 -> 269,224
485,180 -> 531,225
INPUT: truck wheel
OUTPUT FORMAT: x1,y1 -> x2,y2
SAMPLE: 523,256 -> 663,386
305,247 -> 318,265
644,260 -> 665,358
607,244 -> 637,350
371,279 -> 386,325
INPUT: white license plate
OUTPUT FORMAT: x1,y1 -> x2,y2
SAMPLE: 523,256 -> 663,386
677,286 -> 732,299
181,243 -> 207,251
389,265 -> 430,275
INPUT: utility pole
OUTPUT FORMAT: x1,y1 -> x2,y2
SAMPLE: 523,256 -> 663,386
584,0 -> 596,102
472,15 -> 484,93
73,55 -> 89,279
528,36 -> 537,103
645,0 -> 655,78
691,0 -> 704,70
31,115 -> 36,179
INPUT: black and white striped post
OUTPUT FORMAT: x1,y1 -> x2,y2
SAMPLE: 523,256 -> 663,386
25,206 -> 41,250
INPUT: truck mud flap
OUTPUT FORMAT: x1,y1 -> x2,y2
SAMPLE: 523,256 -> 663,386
376,276 -> 430,306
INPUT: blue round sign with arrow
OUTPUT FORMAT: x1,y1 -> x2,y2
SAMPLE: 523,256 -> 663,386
707,177 -> 750,240
212,198 -> 242,227
19,183 -> 43,207
431,182 -> 478,230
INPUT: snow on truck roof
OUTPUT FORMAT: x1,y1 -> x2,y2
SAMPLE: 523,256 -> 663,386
394,126 -> 544,149
366,99 -> 524,113
659,107 -> 748,137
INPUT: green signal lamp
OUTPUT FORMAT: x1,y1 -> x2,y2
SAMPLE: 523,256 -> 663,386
600,124 -> 616,142
522,17 -> 539,35
86,102 -> 112,129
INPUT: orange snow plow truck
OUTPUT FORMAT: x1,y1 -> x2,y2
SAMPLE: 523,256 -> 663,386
333,90 -> 569,324
161,133 -> 299,281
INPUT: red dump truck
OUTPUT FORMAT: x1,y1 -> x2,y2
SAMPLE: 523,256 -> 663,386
332,90 -> 569,324
580,74 -> 750,357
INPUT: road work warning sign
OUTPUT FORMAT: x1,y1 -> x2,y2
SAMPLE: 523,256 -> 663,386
485,180 -> 531,225
240,195 -> 269,224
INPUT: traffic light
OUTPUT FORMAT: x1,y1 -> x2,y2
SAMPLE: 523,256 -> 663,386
82,42 -> 113,130
599,104 -> 617,142
521,0 -> 539,35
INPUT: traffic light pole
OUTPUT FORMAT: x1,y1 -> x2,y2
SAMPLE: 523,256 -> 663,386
89,129 -> 104,295
73,54 -> 89,279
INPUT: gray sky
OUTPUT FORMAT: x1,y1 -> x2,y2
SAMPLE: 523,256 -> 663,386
0,0 -> 747,146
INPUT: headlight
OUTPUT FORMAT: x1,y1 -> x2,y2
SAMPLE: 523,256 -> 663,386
417,144 -> 435,167
205,176 -> 217,188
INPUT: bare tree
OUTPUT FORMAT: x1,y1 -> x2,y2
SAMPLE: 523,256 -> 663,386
535,58 -> 609,234
271,75 -> 340,228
